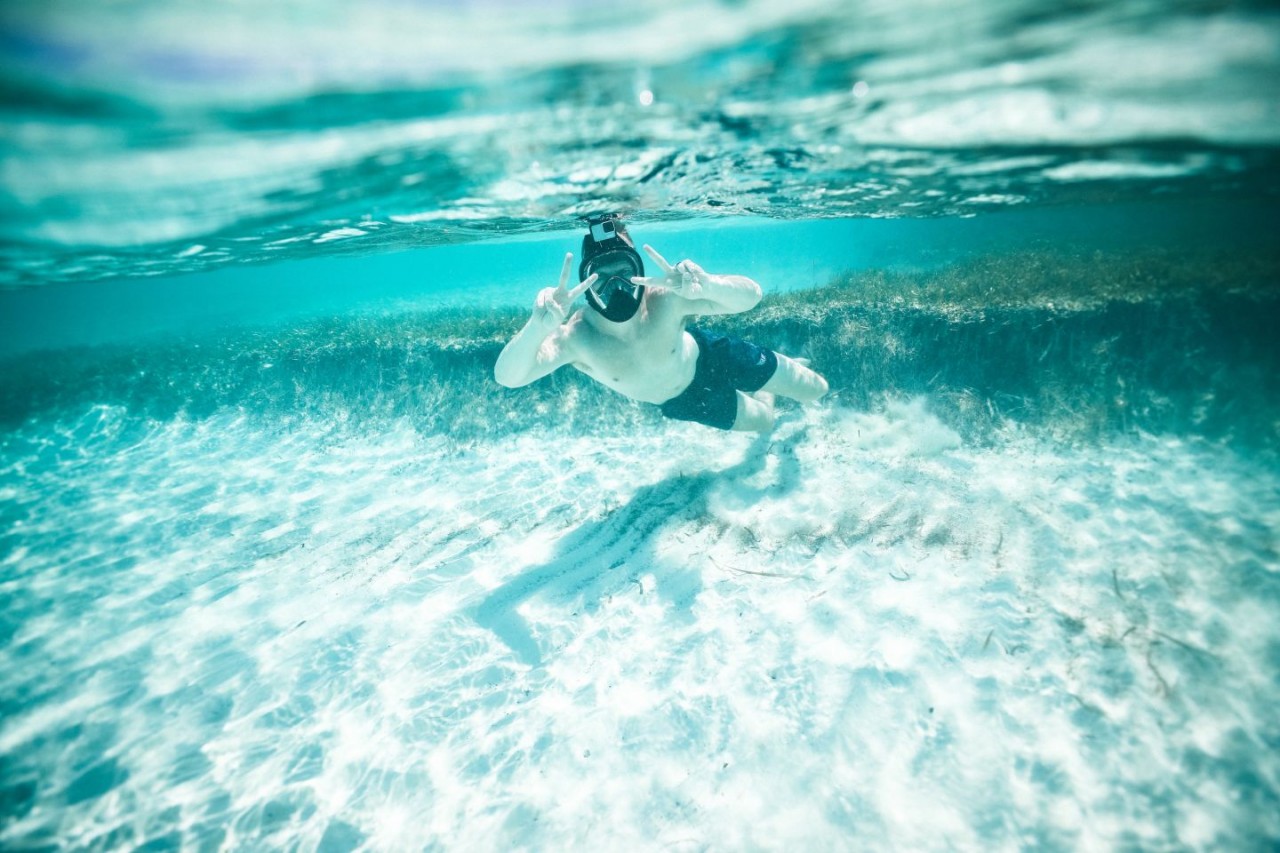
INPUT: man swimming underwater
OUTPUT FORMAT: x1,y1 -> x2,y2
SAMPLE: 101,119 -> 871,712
494,214 -> 828,432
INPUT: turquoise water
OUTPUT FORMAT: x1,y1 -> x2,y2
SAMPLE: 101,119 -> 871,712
2,1 -> 1280,849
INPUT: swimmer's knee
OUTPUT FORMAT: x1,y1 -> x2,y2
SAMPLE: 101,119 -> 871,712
765,355 -> 828,402
812,372 -> 829,399
733,392 -> 775,432
787,355 -> 828,399
734,409 -> 775,433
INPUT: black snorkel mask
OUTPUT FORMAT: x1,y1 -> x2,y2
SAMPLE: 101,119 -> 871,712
580,213 -> 645,323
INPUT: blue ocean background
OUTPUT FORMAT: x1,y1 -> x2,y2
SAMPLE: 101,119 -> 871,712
2,0 -> 1279,849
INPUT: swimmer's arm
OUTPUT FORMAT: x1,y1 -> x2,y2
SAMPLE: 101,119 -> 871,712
677,272 -> 762,315
495,253 -> 595,388
494,319 -> 574,387
632,245 -> 761,316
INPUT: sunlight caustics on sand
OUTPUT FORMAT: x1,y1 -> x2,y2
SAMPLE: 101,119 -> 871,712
2,400 -> 1277,848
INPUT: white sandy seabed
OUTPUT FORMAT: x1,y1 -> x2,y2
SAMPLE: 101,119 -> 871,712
2,398 -> 1278,850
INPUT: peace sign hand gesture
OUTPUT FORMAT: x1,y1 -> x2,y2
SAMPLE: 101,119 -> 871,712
533,252 -> 597,332
631,244 -> 710,300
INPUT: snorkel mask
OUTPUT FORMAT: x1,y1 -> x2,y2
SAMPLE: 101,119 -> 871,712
580,213 -> 645,323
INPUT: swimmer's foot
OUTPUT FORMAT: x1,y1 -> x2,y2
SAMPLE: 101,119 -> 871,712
752,389 -> 775,409
793,357 -> 811,368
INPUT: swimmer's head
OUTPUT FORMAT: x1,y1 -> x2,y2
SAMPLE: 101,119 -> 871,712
580,213 -> 644,323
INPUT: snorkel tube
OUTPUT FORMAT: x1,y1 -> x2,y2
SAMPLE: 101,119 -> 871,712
580,213 -> 645,323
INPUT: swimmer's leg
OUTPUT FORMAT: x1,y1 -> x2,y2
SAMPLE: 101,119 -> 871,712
761,353 -> 828,403
731,389 -> 775,432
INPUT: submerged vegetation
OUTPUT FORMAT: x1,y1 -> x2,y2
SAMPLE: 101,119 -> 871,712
724,246 -> 1280,446
2,246 -> 1278,447
777,245 -> 1280,316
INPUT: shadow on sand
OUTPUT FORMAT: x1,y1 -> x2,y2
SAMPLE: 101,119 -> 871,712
470,425 -> 809,667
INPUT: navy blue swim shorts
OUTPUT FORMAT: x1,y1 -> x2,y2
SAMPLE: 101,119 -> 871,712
659,327 -> 779,430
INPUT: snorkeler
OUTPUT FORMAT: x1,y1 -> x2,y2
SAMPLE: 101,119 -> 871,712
494,214 -> 828,431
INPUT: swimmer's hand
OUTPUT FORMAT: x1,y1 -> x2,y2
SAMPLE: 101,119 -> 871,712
632,245 -> 709,300
533,252 -> 596,332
